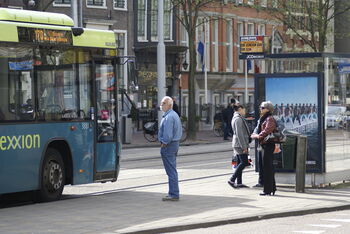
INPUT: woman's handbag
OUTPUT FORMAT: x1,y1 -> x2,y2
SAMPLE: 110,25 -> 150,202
264,118 -> 286,143
273,144 -> 281,154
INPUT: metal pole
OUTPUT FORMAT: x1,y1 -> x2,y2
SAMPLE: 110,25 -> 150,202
204,20 -> 208,104
71,0 -> 78,27
157,0 -> 166,123
295,135 -> 307,193
78,0 -> 83,27
324,57 -> 329,130
245,59 -> 248,104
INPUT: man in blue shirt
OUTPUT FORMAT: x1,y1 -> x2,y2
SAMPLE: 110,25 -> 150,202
158,96 -> 182,201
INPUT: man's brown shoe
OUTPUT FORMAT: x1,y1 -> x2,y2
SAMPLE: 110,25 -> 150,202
162,196 -> 179,201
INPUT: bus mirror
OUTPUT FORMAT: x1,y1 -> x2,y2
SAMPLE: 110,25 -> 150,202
72,27 -> 84,36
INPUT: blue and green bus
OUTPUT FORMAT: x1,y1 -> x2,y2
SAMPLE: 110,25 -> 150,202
0,8 -> 124,201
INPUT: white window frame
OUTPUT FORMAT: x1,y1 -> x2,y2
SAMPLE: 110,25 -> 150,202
213,94 -> 220,107
225,19 -> 233,72
164,0 -> 173,42
212,20 -> 219,72
225,94 -> 233,105
86,0 -> 107,9
150,0 -> 173,42
53,0 -> 71,7
272,0 -> 278,8
113,0 -> 127,11
236,21 -> 244,72
196,17 -> 205,71
182,94 -> 188,117
247,23 -> 254,35
137,0 -> 148,42
246,23 -> 255,74
258,24 -> 265,35
247,0 -> 254,5
180,22 -> 189,72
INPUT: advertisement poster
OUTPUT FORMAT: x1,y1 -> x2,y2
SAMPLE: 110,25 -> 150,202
256,74 -> 324,173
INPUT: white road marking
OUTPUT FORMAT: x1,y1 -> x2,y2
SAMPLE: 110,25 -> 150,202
322,219 -> 350,223
293,231 -> 325,234
178,161 -> 227,169
309,224 -> 341,228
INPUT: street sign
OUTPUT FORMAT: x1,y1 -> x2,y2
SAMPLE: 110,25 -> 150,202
240,36 -> 264,53
337,63 -> 350,74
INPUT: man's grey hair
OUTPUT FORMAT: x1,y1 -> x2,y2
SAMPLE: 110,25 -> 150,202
162,96 -> 173,108
260,101 -> 274,113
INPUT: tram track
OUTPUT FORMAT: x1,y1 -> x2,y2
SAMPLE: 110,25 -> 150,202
121,148 -> 233,162
63,167 -> 255,199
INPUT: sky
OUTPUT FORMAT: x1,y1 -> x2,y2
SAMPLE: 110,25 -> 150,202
265,77 -> 318,105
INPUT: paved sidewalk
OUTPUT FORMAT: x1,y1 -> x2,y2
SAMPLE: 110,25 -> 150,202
122,130 -> 227,149
2,169 -> 350,233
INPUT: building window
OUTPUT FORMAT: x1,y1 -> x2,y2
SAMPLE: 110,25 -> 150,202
180,22 -> 189,71
54,0 -> 70,5
211,19 -> 219,72
258,24 -> 265,35
114,0 -> 126,10
115,32 -> 127,89
246,23 -> 255,73
150,0 -> 158,41
260,0 -> 267,7
87,0 -> 105,7
150,0 -> 172,41
164,0 -> 172,40
247,23 -> 254,35
237,22 -> 244,72
137,0 -> 147,41
226,19 -> 233,71
247,0 -> 254,5
272,0 -> 278,8
196,18 -> 204,71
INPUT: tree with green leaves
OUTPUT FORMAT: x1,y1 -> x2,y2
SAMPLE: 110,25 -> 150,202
263,0 -> 350,52
171,0 -> 218,140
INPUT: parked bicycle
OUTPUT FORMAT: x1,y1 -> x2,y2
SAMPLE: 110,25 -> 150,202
213,119 -> 224,137
213,112 -> 224,137
143,120 -> 187,143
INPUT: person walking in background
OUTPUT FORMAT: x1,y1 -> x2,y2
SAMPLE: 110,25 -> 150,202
158,96 -> 183,201
228,104 -> 250,189
251,101 -> 277,196
172,96 -> 181,117
222,99 -> 236,140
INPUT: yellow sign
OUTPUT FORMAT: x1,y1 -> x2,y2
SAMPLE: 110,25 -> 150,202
0,134 -> 40,151
240,36 -> 264,54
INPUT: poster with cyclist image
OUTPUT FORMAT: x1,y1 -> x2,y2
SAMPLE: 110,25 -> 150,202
255,73 -> 324,173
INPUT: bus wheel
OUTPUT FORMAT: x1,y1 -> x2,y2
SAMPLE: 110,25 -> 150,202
39,148 -> 65,202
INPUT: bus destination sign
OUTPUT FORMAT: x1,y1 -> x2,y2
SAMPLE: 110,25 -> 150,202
240,36 -> 264,54
18,27 -> 73,45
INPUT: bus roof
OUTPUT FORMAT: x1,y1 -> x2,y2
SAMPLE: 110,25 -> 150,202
0,7 -> 74,26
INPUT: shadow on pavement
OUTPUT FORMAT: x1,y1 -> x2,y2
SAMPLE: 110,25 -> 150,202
0,190 -> 255,233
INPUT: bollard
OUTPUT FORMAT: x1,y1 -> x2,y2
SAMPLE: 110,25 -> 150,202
295,135 -> 307,193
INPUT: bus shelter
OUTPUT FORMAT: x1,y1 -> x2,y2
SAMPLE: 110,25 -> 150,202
251,53 -> 350,186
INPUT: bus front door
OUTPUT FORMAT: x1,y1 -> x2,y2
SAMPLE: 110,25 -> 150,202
93,59 -> 118,181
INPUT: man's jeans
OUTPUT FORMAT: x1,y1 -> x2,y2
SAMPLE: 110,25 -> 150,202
161,141 -> 180,198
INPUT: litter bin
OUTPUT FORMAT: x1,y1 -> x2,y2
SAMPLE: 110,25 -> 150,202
122,115 -> 132,144
281,134 -> 298,170
274,130 -> 300,171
